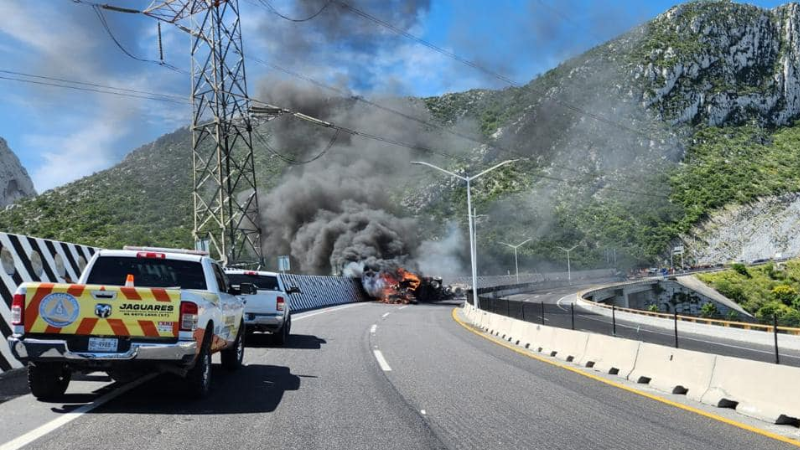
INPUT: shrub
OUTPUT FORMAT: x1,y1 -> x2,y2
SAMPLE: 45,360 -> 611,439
726,310 -> 740,321
781,310 -> 800,327
700,302 -> 718,318
713,280 -> 746,303
647,304 -> 660,312
771,285 -> 799,306
731,263 -> 750,278
756,301 -> 793,321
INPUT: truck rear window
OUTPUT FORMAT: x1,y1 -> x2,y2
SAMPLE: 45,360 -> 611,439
86,257 -> 207,290
228,274 -> 280,291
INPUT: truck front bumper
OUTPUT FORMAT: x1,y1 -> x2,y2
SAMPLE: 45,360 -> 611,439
8,336 -> 197,364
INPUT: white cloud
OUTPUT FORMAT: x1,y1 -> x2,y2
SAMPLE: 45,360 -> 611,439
25,119 -> 125,192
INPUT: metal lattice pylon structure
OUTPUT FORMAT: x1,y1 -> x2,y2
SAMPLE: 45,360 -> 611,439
144,0 -> 262,266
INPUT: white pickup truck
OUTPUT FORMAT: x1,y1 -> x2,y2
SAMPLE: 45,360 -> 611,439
8,247 -> 245,399
225,270 -> 297,345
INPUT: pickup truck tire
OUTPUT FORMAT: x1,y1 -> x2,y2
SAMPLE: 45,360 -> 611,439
187,330 -> 212,399
273,315 -> 291,346
221,321 -> 245,371
28,363 -> 71,400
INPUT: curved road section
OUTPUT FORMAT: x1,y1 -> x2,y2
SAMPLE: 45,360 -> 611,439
502,285 -> 800,366
0,301 -> 797,449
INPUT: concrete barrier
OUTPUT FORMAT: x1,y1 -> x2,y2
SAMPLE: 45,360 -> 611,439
507,319 -> 527,345
701,355 -> 800,424
518,323 -> 540,349
579,334 -> 640,378
628,343 -> 716,402
530,325 -> 556,354
549,328 -> 589,363
463,305 -> 800,427
0,232 -> 99,373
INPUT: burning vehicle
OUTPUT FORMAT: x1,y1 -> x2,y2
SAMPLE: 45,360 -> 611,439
357,263 -> 452,303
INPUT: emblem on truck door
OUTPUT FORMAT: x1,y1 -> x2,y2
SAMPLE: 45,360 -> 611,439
95,303 -> 112,319
39,293 -> 80,328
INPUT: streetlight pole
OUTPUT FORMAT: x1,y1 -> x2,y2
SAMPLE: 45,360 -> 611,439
471,208 -> 488,286
557,244 -> 579,284
412,159 -> 518,309
499,238 -> 532,284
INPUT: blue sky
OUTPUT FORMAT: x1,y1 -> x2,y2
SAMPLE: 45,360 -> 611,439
0,0 -> 787,192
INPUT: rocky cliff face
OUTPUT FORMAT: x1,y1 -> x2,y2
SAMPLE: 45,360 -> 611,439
0,138 -> 35,208
688,193 -> 800,264
637,2 -> 800,127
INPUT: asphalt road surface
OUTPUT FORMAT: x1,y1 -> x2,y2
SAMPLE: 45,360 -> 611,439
0,301 -> 796,449
502,285 -> 800,367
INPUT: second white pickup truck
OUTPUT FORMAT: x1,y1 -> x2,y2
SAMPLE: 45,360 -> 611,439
225,270 -> 298,345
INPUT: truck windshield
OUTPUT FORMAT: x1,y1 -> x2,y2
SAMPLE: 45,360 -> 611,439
86,256 -> 207,290
228,274 -> 280,291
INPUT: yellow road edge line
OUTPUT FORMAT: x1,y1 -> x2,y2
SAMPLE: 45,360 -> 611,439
450,307 -> 800,448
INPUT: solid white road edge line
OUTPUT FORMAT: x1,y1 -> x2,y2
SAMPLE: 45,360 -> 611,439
556,294 -> 574,311
293,302 -> 368,322
370,324 -> 377,333
373,350 -> 392,371
0,373 -> 158,450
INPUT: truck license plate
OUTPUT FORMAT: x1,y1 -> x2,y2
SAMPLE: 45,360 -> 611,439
88,337 -> 118,352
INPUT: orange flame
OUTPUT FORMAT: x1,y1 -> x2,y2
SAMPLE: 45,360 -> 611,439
375,267 -> 421,304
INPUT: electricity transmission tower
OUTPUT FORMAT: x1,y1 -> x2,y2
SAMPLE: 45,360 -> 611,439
143,0 -> 262,266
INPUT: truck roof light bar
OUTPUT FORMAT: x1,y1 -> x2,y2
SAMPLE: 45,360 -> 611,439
123,246 -> 209,256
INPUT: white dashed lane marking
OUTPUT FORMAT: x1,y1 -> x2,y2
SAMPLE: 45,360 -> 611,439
373,350 -> 392,371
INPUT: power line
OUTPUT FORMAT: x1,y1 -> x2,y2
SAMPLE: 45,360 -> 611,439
332,0 -> 659,141
248,56 -> 673,184
254,0 -> 333,22
248,98 -> 670,198
0,69 -> 185,102
0,74 -> 188,104
90,5 -> 187,75
1,64 -> 667,199
252,127 -> 340,165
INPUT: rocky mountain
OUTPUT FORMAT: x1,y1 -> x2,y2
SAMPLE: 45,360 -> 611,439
689,193 -> 800,264
2,0 -> 800,270
0,138 -> 36,208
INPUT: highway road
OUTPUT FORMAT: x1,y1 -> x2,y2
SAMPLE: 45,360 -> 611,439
0,301 -> 797,449
502,285 -> 800,367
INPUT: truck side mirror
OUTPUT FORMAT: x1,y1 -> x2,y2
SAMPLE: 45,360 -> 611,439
239,283 -> 258,296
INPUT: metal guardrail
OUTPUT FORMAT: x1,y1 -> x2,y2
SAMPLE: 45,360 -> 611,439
480,294 -> 799,366
578,288 -> 800,336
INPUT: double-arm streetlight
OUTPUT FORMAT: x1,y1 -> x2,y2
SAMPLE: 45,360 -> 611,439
412,159 -> 518,308
499,238 -> 532,284
556,244 -> 579,284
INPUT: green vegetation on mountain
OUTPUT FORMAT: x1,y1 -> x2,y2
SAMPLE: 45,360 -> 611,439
3,0 -> 800,274
0,128 -> 285,249
698,259 -> 800,326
